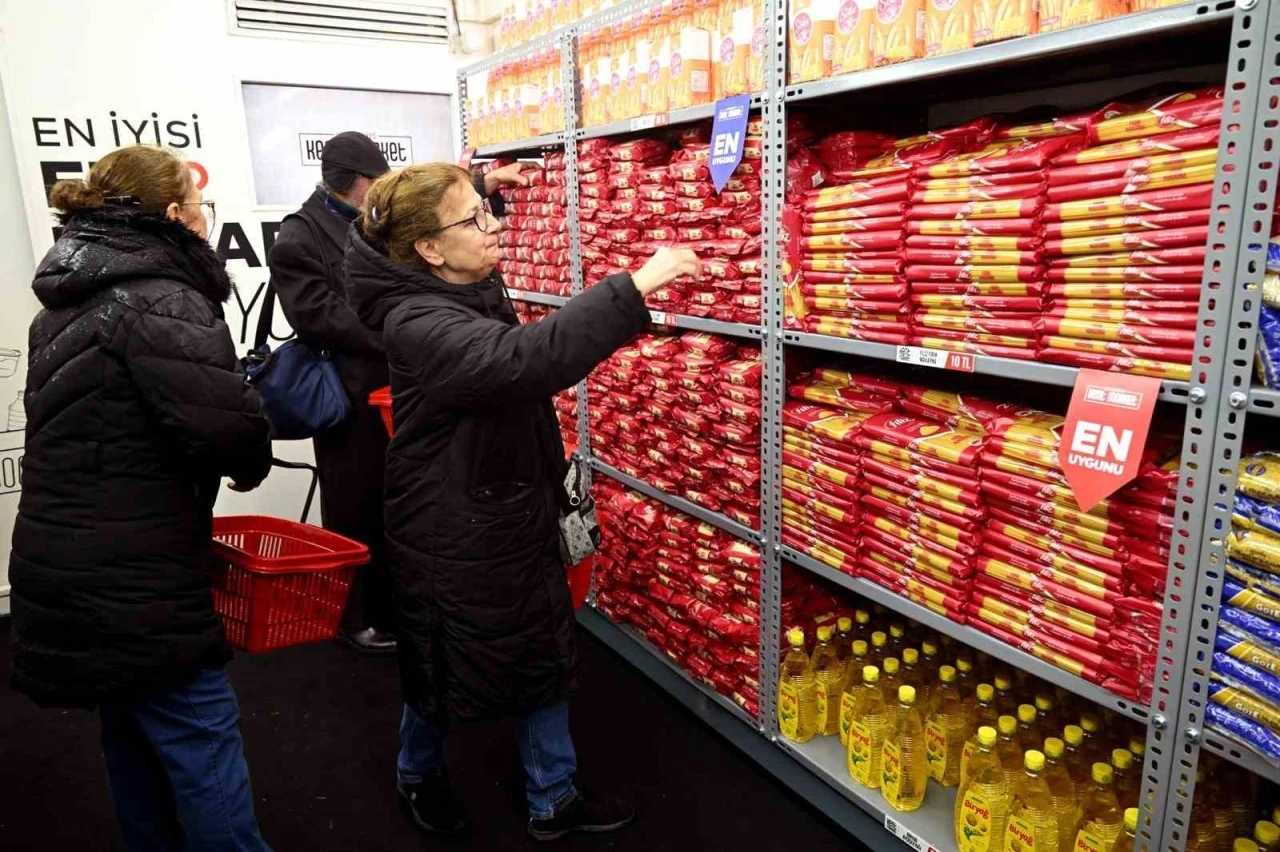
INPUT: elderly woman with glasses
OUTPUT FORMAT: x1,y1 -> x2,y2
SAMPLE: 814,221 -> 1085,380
344,163 -> 698,842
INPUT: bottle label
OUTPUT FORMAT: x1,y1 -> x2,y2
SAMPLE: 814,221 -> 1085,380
958,790 -> 995,852
839,693 -> 857,745
848,720 -> 876,787
1003,816 -> 1038,852
925,719 -> 949,782
1074,829 -> 1108,852
779,683 -> 800,740
960,740 -> 975,786
816,689 -> 829,728
881,739 -> 904,807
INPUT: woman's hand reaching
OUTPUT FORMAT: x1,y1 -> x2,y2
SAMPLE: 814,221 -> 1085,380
631,248 -> 702,296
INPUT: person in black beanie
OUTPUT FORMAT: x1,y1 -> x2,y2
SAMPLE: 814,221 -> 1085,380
267,132 -> 528,654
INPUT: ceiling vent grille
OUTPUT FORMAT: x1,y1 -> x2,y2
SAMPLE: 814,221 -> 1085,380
232,0 -> 451,45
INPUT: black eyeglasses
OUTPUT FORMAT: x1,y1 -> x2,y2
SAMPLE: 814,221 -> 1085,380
433,197 -> 494,234
179,200 -> 216,233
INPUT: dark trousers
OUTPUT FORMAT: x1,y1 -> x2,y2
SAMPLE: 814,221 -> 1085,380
314,401 -> 393,631
99,668 -> 270,851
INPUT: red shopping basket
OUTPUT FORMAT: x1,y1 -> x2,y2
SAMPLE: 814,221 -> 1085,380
370,387 -> 394,437
211,515 -> 370,652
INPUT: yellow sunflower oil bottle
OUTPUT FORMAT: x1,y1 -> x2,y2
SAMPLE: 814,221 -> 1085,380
994,672 -> 1017,716
870,630 -> 889,666
1016,704 -> 1040,753
834,616 -> 856,666
812,625 -> 844,737
1041,738 -> 1079,851
880,657 -> 904,706
926,664 -> 968,788
956,726 -> 1010,852
1003,750 -> 1064,852
1109,748 -> 1139,811
1073,763 -> 1123,852
961,683 -> 1000,787
1062,725 -> 1093,802
846,665 -> 887,789
1035,693 -> 1063,743
994,715 -> 1023,787
779,628 -> 817,743
1257,820 -> 1280,852
882,685 -> 928,813
902,647 -> 929,711
1114,808 -> 1138,852
837,640 -> 870,747
853,608 -> 872,643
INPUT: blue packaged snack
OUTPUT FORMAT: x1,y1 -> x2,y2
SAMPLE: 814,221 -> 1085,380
1258,304 -> 1280,389
1223,575 -> 1280,623
1220,606 -> 1280,651
1207,702 -> 1280,763
1268,241 -> 1280,273
1228,559 -> 1280,599
1215,651 -> 1280,705
1218,625 -> 1280,676
1210,678 -> 1280,732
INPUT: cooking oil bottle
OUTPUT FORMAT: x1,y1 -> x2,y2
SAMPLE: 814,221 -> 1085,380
994,715 -> 1023,787
1042,737 -> 1079,851
847,665 -> 887,789
1186,767 -> 1219,852
779,628 -> 817,743
921,639 -> 942,686
1257,820 -> 1280,852
993,672 -> 1017,716
838,640 -> 870,747
1073,762 -> 1124,852
888,622 -> 907,658
870,630 -> 889,666
1062,725 -> 1093,802
1034,693 -> 1063,743
1128,734 -> 1146,762
1202,761 -> 1241,850
812,625 -> 844,737
882,685 -> 927,813
956,726 -> 1009,852
957,657 -> 978,723
881,657 -> 903,706
1109,748 -> 1139,811
1003,750 -> 1063,852
1016,704 -> 1040,753
1116,808 -> 1138,852
902,648 -> 928,711
1079,714 -> 1106,765
961,684 -> 1000,787
834,616 -> 856,667
853,608 -> 872,642
1238,840 -> 1262,852
926,665 -> 967,788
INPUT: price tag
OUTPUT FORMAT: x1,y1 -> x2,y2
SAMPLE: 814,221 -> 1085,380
630,114 -> 658,131
509,289 -> 529,301
883,815 -> 938,852
895,345 -> 975,373
649,310 -> 675,326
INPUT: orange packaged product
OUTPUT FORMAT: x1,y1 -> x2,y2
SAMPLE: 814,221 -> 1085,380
973,0 -> 1036,45
1040,0 -> 1128,32
673,16 -> 713,110
833,0 -> 876,74
718,0 -> 753,96
874,0 -> 925,65
790,0 -> 839,83
925,0 -> 973,56
1130,0 -> 1183,8
747,0 -> 767,91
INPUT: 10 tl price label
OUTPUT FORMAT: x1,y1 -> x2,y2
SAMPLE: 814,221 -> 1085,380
895,346 -> 976,373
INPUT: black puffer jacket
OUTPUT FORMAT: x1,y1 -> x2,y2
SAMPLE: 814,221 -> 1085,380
345,227 -> 648,722
10,210 -> 273,707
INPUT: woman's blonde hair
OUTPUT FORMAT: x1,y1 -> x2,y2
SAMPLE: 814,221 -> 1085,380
49,145 -> 193,215
362,163 -> 473,265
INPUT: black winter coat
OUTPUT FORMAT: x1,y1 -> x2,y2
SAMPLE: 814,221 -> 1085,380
9,210 -> 273,707
344,228 -> 649,722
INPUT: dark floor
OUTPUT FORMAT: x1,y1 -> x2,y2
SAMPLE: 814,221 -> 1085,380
0,620 -> 864,851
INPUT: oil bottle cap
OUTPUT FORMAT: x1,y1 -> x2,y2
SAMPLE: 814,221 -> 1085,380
1125,808 -> 1139,833
1236,840 -> 1261,852
899,685 -> 916,704
1044,737 -> 1064,759
1064,725 -> 1084,746
1081,713 -> 1102,733
817,625 -> 833,642
787,629 -> 805,647
903,648 -> 919,665
1256,821 -> 1280,846
890,623 -> 905,639
838,617 -> 852,632
872,631 -> 887,648
922,639 -> 938,656
1025,750 -> 1045,772
998,715 -> 1017,736
856,609 -> 870,625
1017,704 -> 1037,724
978,726 -> 998,747
863,666 -> 880,684
883,657 -> 900,675
977,683 -> 995,702
1130,735 -> 1146,757
956,657 -> 974,674
1112,749 -> 1133,770
939,665 -> 957,683
853,640 -> 868,655
995,673 -> 1013,690
1035,694 -> 1054,712
1092,763 -> 1114,785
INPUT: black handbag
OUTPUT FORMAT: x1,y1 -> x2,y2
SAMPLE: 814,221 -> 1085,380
242,214 -> 352,440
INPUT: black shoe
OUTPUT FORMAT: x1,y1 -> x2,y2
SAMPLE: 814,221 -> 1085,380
398,773 -> 469,837
336,626 -> 397,656
527,790 -> 635,842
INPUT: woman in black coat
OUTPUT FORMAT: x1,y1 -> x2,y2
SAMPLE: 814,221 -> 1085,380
9,145 -> 275,850
344,162 -> 698,842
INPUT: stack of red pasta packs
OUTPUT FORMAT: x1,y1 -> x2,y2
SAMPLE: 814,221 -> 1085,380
592,478 -> 762,717
577,125 -> 764,324
586,331 -> 762,527
1039,89 -> 1222,381
494,153 -> 571,296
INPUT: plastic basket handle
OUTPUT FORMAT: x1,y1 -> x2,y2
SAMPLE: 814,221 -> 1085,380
271,458 -> 319,524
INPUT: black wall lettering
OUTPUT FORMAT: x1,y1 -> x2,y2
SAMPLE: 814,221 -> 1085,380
215,222 -> 261,267
121,118 -> 147,144
166,120 -> 190,148
32,118 -> 58,147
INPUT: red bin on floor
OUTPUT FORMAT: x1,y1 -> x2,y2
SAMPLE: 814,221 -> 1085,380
211,516 -> 370,653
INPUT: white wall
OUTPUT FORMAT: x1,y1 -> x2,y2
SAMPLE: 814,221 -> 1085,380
0,0 -> 464,605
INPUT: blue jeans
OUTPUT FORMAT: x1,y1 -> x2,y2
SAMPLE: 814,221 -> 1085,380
99,667 -> 271,852
397,701 -> 578,819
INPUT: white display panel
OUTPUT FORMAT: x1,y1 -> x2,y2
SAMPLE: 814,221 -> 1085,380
241,82 -> 453,207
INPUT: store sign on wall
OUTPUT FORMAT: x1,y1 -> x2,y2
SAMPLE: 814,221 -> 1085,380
1060,369 -> 1161,511
298,132 -> 414,167
709,94 -> 751,193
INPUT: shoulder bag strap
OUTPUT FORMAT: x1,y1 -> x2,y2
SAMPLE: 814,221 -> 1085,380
256,212 -> 326,350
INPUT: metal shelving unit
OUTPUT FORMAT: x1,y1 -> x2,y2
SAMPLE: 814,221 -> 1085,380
455,1 -> 1280,848
506,288 -> 570,307
475,131 -> 565,158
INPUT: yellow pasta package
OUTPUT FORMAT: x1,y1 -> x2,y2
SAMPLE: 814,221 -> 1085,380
790,0 -> 838,83
832,0 -> 876,74
873,0 -> 926,66
1041,0 -> 1126,31
925,0 -> 973,56
974,0 -> 1036,44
